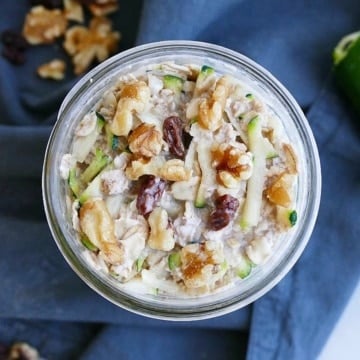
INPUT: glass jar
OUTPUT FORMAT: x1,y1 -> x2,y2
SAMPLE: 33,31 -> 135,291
42,41 -> 321,320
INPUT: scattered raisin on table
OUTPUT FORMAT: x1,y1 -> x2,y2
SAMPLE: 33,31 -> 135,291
1,47 -> 26,65
209,194 -> 240,231
1,30 -> 28,65
1,30 -> 28,50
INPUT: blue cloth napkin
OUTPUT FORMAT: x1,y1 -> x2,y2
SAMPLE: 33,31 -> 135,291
1,1 -> 359,359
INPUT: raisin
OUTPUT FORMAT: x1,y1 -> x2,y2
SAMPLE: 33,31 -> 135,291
0,343 -> 9,360
209,194 -> 239,231
1,30 -> 28,50
1,30 -> 28,65
2,47 -> 25,65
163,116 -> 185,159
136,175 -> 166,216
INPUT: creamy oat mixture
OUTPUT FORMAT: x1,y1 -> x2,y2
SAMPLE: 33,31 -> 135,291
60,62 -> 299,297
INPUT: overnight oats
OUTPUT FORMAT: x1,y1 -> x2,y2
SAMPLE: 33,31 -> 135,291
43,41 -> 321,319
59,61 -> 300,297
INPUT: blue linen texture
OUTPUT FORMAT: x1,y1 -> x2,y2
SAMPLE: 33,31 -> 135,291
0,1 -> 359,359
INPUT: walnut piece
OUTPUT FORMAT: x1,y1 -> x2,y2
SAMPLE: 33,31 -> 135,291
159,159 -> 191,182
128,123 -> 162,158
88,0 -> 119,16
198,76 -> 230,131
125,156 -> 165,180
23,6 -> 67,44
212,143 -> 253,188
180,241 -> 225,289
147,207 -> 175,251
79,198 -> 123,264
8,342 -> 40,360
63,16 -> 120,74
110,81 -> 150,136
64,0 -> 84,23
37,59 -> 66,80
266,172 -> 295,207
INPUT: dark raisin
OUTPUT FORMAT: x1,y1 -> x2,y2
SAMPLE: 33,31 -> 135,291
2,47 -> 25,65
209,194 -> 240,231
1,30 -> 28,50
136,175 -> 166,216
29,0 -> 63,8
0,343 -> 9,360
163,116 -> 185,159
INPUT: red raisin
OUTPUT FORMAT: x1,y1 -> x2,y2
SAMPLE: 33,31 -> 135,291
2,47 -> 25,65
136,175 -> 166,216
209,194 -> 239,231
1,30 -> 28,50
163,116 -> 185,159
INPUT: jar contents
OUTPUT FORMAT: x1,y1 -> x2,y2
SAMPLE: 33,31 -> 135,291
60,62 -> 299,297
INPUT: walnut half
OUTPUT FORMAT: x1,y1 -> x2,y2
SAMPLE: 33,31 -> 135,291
147,207 -> 175,251
109,81 -> 150,136
63,16 -> 120,75
23,6 -> 67,45
37,59 -> 66,80
79,198 -> 124,265
128,123 -> 162,158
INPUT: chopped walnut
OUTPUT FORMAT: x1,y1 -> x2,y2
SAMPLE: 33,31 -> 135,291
37,59 -> 66,80
212,143 -> 253,188
23,5 -> 67,44
87,0 -> 119,16
147,207 -> 175,251
159,159 -> 191,182
79,198 -> 124,264
125,156 -> 165,180
180,241 -> 225,289
8,342 -> 40,360
64,0 -> 84,23
128,123 -> 162,158
266,172 -> 296,207
198,76 -> 231,131
63,16 -> 120,74
109,81 -> 150,136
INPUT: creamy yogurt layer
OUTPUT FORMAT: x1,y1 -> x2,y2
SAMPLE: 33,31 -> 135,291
60,62 -> 299,297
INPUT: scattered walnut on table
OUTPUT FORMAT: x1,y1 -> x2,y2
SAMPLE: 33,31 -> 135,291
8,342 -> 40,360
37,59 -> 66,80
23,5 -> 68,44
64,0 -> 84,23
63,16 -> 120,75
87,0 -> 119,16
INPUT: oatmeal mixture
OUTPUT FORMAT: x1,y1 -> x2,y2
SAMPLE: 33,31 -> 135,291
60,62 -> 299,296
